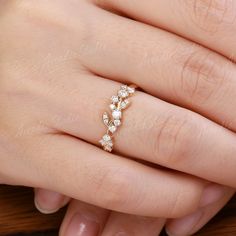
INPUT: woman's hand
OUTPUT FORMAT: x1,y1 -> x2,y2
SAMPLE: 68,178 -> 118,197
0,0 -> 210,218
35,188 -> 234,236
1,0 -> 236,235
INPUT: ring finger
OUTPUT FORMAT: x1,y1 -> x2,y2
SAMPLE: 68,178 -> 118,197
44,72 -> 236,188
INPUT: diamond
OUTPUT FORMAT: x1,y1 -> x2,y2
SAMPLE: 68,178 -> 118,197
108,125 -> 117,133
109,104 -> 116,110
111,96 -> 119,103
114,119 -> 121,126
103,112 -> 109,126
99,139 -> 105,146
103,134 -> 111,142
127,86 -> 135,94
121,85 -> 128,90
118,90 -> 129,98
106,140 -> 113,147
104,145 -> 112,152
120,99 -> 129,109
112,110 -> 122,119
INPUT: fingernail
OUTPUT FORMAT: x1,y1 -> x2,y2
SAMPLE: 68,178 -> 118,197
35,190 -> 68,214
200,184 -> 226,207
65,213 -> 100,236
166,209 -> 203,236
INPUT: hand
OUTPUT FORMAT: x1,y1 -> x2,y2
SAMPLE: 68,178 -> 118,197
28,0 -> 236,234
0,0 -> 210,218
1,0 -> 236,234
34,187 -> 234,235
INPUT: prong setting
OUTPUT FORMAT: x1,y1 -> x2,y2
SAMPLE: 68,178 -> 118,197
99,85 -> 136,152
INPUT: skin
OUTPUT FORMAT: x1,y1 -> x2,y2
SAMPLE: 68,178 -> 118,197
0,0 -> 236,235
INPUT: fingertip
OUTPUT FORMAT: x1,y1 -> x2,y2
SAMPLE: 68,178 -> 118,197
34,188 -> 69,214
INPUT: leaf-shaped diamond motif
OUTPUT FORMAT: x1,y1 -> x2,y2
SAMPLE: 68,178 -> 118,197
108,125 -> 117,133
120,99 -> 129,109
127,86 -> 135,94
103,112 -> 110,126
100,85 -> 136,152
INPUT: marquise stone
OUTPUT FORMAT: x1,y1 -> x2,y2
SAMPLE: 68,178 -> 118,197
109,125 -> 117,133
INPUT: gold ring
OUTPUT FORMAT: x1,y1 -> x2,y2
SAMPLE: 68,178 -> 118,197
99,85 -> 136,152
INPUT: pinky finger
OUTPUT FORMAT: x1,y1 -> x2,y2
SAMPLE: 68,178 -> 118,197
166,187 -> 235,236
34,188 -> 70,214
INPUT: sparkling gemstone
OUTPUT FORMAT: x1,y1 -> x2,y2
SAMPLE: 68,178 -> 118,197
107,140 -> 113,147
103,134 -> 111,142
109,104 -> 116,110
118,90 -> 129,98
111,95 -> 119,103
121,85 -> 128,90
127,86 -> 135,94
109,125 -> 117,133
99,139 -> 106,146
112,110 -> 122,119
114,119 -> 121,126
104,145 -> 112,152
120,99 -> 129,109
103,112 -> 109,125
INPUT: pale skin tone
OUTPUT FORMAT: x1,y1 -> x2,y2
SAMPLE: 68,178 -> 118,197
0,0 -> 236,235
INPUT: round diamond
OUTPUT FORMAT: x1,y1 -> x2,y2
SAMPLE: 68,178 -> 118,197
114,119 -> 121,126
118,90 -> 129,98
111,96 -> 119,103
121,85 -> 128,90
112,110 -> 122,119
109,104 -> 116,110
103,134 -> 111,142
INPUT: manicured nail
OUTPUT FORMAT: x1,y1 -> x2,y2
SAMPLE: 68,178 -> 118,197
200,184 -> 226,207
166,209 -> 203,236
65,213 -> 100,236
35,190 -> 68,214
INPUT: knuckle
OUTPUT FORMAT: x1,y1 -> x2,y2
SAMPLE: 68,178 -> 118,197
179,49 -> 226,105
152,111 -> 202,166
94,168 -> 132,209
187,0 -> 236,33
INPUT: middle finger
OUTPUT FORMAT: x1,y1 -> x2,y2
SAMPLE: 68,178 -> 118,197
78,3 -> 236,133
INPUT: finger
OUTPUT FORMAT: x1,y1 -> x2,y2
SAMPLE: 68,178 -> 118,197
101,213 -> 165,236
44,74 -> 236,188
76,3 -> 236,134
93,0 -> 236,60
166,188 -> 235,236
34,188 -> 70,214
59,200 -> 109,236
11,133 -> 207,218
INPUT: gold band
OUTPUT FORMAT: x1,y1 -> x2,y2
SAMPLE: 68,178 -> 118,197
99,85 -> 136,152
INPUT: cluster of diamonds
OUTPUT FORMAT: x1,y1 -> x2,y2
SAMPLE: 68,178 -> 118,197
99,85 -> 136,152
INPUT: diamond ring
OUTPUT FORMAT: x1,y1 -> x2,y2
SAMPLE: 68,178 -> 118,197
99,85 -> 136,152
